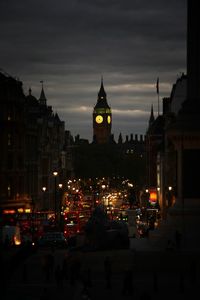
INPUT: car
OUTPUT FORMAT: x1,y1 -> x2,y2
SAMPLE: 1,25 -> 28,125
137,223 -> 149,238
38,232 -> 68,248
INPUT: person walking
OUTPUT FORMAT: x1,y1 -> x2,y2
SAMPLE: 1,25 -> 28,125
104,256 -> 112,289
81,267 -> 93,288
175,230 -> 182,250
41,253 -> 55,282
62,256 -> 69,282
122,268 -> 133,296
39,287 -> 49,300
54,265 -> 63,289
81,285 -> 91,300
22,263 -> 28,284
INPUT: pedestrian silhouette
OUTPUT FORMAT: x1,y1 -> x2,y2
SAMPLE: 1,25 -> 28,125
104,256 -> 112,289
81,267 -> 93,288
140,291 -> 152,300
22,263 -> 28,283
42,253 -> 54,282
189,260 -> 197,285
4,234 -> 10,249
153,271 -> 158,292
39,287 -> 48,300
55,265 -> 63,288
166,239 -> 175,251
122,268 -> 133,295
86,267 -> 92,287
69,254 -> 82,285
175,230 -> 182,249
62,256 -> 69,282
81,285 -> 91,300
179,272 -> 184,293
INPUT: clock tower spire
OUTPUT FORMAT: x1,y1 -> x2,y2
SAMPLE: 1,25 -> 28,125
93,78 -> 112,144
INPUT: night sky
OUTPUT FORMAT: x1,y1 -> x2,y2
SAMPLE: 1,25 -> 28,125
0,0 -> 186,142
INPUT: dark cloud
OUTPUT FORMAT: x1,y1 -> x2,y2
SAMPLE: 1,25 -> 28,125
0,0 -> 187,141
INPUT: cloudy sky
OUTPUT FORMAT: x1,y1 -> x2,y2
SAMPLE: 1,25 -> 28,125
0,0 -> 187,142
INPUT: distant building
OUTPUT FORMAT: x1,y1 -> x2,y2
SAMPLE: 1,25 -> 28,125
0,71 -> 70,213
93,78 -> 112,144
145,73 -> 187,217
144,1 -> 200,250
72,79 -> 146,184
147,2 -> 200,252
0,71 -> 29,211
0,71 -> 146,214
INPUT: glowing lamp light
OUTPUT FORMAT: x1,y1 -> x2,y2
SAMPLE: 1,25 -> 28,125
14,236 -> 21,246
149,191 -> 157,202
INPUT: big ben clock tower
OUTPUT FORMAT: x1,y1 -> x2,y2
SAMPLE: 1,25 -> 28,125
93,78 -> 112,144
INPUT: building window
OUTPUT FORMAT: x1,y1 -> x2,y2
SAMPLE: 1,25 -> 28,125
8,185 -> 11,197
18,156 -> 23,168
126,149 -> 134,154
8,134 -> 11,146
7,155 -> 13,169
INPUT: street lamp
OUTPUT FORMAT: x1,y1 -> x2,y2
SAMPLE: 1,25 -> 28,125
102,184 -> 106,212
58,183 -> 63,230
53,171 -> 58,225
167,186 -> 173,207
42,186 -> 47,210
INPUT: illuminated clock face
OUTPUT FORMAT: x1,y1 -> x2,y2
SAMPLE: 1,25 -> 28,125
95,115 -> 103,124
107,115 -> 111,124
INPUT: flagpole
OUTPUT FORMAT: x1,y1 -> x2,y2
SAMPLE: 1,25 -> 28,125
156,78 -> 160,116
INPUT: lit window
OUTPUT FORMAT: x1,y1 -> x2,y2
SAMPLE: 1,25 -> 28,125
8,185 -> 11,197
8,134 -> 11,146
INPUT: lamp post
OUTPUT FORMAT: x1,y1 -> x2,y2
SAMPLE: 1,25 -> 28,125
53,171 -> 58,226
42,186 -> 47,210
102,184 -> 106,212
58,183 -> 63,230
168,186 -> 173,207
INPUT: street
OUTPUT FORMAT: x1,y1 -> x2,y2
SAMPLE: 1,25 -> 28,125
3,240 -> 200,300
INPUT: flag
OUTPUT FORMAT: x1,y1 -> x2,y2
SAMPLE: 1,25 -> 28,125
156,77 -> 159,94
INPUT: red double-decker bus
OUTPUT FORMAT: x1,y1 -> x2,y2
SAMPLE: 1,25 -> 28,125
63,210 -> 91,237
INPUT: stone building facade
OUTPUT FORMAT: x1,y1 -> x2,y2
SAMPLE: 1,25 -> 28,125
0,71 -> 71,213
